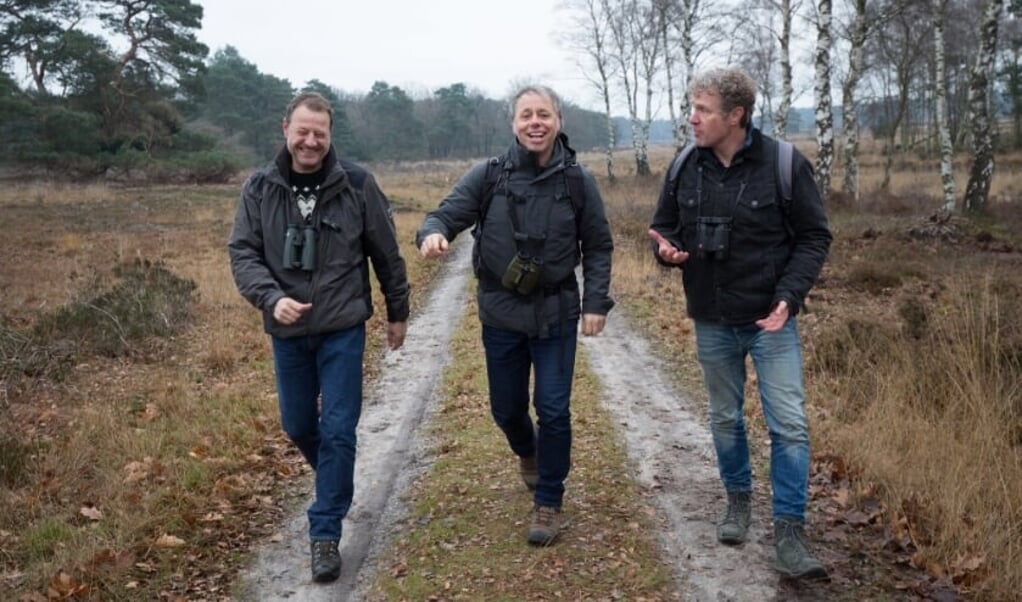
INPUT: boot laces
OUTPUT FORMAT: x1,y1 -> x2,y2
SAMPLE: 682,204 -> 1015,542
778,520 -> 810,552
724,494 -> 750,521
534,505 -> 558,526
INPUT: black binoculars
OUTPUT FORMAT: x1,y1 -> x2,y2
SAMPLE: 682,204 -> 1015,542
283,224 -> 317,271
695,216 -> 732,261
501,252 -> 543,295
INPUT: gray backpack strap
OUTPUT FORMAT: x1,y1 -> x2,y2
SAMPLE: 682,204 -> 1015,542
670,140 -> 792,206
668,143 -> 697,192
776,140 -> 793,203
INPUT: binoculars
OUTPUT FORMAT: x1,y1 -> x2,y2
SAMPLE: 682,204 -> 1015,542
501,252 -> 543,295
695,216 -> 732,261
283,224 -> 317,271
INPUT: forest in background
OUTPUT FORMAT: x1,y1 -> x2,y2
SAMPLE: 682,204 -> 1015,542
0,0 -> 1020,193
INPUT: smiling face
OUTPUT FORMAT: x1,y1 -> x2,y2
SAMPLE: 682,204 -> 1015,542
282,104 -> 331,173
512,91 -> 562,167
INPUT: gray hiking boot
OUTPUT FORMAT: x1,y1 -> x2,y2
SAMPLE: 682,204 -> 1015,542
716,491 -> 752,545
519,454 -> 538,491
527,505 -> 563,546
310,539 -> 341,583
774,516 -> 828,580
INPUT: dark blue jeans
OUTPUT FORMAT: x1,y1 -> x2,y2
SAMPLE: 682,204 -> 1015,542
271,325 -> 365,541
482,319 -> 577,508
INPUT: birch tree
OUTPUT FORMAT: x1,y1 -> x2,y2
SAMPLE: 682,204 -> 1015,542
775,0 -> 796,137
656,0 -> 704,149
604,0 -> 661,177
839,0 -> 869,201
655,0 -> 684,149
934,0 -> 956,216
737,3 -> 780,127
871,1 -> 928,191
962,0 -> 1004,215
813,0 -> 835,199
562,0 -> 619,181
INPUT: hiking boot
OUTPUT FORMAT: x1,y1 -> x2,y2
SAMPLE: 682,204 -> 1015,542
716,491 -> 752,545
310,539 -> 341,583
527,505 -> 563,546
774,517 -> 828,580
519,454 -> 538,491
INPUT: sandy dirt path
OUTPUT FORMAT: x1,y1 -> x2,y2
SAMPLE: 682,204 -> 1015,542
233,243 -> 785,600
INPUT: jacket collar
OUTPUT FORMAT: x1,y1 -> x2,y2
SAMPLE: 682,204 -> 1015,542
697,127 -> 765,168
271,144 -> 346,189
509,131 -> 576,174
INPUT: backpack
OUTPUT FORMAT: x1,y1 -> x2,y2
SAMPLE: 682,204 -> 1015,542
666,139 -> 794,211
478,155 -> 587,230
471,155 -> 587,291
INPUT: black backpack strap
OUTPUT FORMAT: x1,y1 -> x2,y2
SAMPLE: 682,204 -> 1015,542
564,162 -> 586,216
478,155 -> 506,226
481,156 -> 586,229
776,140 -> 793,205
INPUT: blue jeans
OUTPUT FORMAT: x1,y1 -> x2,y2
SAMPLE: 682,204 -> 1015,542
482,320 -> 577,508
271,325 -> 365,541
694,318 -> 810,522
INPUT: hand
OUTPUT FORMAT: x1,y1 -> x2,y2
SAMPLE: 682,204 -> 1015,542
387,321 -> 407,350
581,313 -> 606,336
647,229 -> 689,265
755,301 -> 790,333
273,297 -> 312,325
419,233 -> 449,259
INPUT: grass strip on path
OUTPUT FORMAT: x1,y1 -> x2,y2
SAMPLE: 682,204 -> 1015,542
366,291 -> 681,601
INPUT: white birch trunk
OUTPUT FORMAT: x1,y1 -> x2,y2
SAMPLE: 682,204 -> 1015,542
775,0 -> 793,138
840,0 -> 867,202
934,0 -> 955,216
813,0 -> 834,199
658,0 -> 683,150
583,0 -> 618,182
676,0 -> 698,147
963,0 -> 1003,215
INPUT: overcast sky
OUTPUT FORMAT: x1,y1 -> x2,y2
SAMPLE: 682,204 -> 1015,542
195,0 -> 602,111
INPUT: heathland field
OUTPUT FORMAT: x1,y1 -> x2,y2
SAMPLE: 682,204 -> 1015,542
1,144 -> 1020,600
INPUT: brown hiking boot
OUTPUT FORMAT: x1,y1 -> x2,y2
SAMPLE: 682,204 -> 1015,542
527,505 -> 563,546
519,454 -> 538,491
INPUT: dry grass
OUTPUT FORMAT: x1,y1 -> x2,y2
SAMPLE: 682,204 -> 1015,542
366,289 -> 679,601
598,143 -> 1022,600
1,141 -> 1020,600
0,179 -> 433,600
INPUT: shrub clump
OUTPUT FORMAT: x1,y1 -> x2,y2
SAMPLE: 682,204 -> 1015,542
34,258 -> 197,358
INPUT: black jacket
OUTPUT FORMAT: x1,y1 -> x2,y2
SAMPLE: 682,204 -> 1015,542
229,145 -> 410,338
650,128 -> 831,324
416,133 -> 614,337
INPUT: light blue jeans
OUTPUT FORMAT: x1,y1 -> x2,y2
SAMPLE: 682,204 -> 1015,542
694,318 -> 810,522
271,325 -> 365,541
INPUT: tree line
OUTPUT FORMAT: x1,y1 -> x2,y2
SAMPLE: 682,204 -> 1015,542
1,0 -> 1020,214
560,0 -> 1021,214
